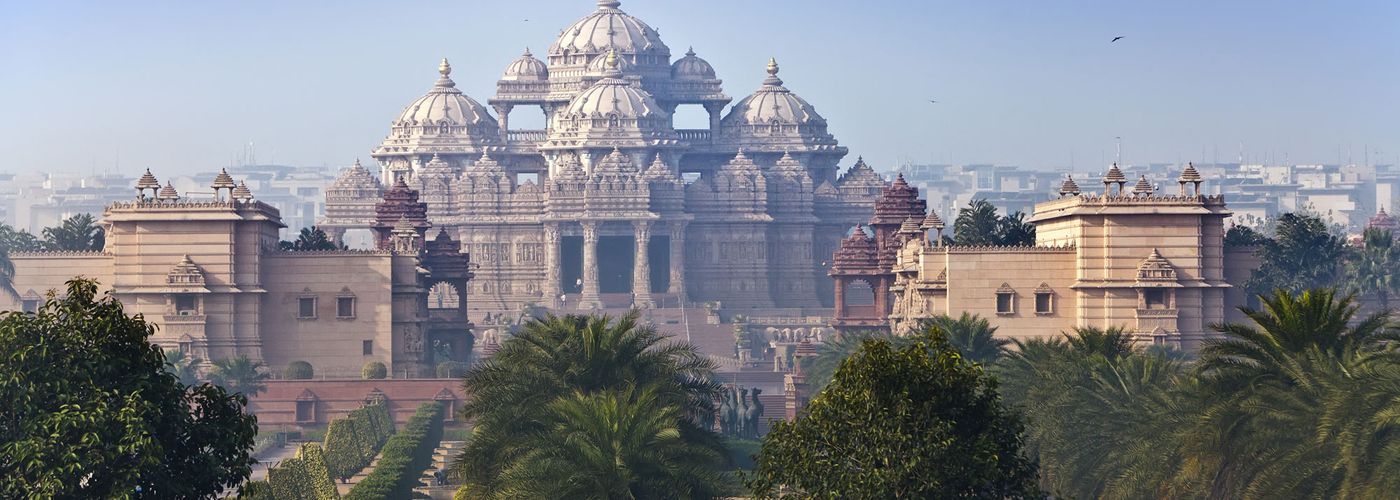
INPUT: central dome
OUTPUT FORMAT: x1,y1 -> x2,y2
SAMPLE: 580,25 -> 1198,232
550,1 -> 669,57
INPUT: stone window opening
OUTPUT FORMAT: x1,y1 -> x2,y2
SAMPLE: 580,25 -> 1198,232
1034,283 -> 1054,315
174,294 -> 199,316
297,289 -> 317,320
362,340 -> 373,356
20,290 -> 40,313
337,297 -> 356,319
1143,289 -> 1171,309
995,283 -> 1017,315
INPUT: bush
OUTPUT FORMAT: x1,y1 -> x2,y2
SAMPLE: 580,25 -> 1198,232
361,361 -> 387,380
284,360 -> 315,380
435,361 -> 467,379
298,443 -> 339,499
344,402 -> 445,500
264,443 -> 339,499
324,402 -> 394,482
235,480 -> 273,500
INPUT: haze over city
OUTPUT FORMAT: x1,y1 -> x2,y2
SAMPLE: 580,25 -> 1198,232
3,0 -> 1397,174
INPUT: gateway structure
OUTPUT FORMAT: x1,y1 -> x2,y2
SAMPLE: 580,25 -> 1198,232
322,0 -> 883,312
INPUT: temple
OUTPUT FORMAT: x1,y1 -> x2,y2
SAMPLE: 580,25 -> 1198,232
833,163 -> 1259,349
321,1 -> 885,312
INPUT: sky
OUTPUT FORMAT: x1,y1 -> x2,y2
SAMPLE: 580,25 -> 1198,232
1,0 -> 1397,176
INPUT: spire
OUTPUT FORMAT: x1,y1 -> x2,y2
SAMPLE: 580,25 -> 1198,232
920,209 -> 945,230
522,47 -> 532,57
1132,175 -> 1154,196
157,181 -> 180,201
686,46 -> 695,57
1059,175 -> 1081,196
601,48 -> 623,79
435,58 -> 456,88
438,57 -> 451,77
763,57 -> 783,86
233,181 -> 253,201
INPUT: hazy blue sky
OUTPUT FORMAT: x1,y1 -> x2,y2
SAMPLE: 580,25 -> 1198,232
2,0 -> 1397,176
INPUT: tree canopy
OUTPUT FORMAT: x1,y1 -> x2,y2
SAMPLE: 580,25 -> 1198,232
42,213 -> 105,251
953,199 -> 1036,246
749,328 -> 1041,498
279,226 -> 343,251
0,279 -> 258,498
1245,212 -> 1346,295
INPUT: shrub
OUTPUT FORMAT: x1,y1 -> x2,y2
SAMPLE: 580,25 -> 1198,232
298,443 -> 339,499
267,455 -> 309,499
344,402 -> 444,500
264,443 -> 337,499
284,360 -> 315,380
361,361 -> 387,380
324,402 -> 394,482
235,480 -> 273,500
436,361 -> 468,379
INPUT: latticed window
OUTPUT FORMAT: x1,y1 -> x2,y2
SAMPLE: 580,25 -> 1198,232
298,297 -> 317,319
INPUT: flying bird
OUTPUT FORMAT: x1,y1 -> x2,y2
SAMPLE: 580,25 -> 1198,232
1111,36 -> 1125,43
928,99 -> 938,104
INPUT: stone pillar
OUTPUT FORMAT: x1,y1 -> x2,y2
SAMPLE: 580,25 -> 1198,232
632,221 -> 653,309
543,223 -> 562,308
704,102 -> 725,139
493,104 -> 512,140
833,279 -> 846,319
668,222 -> 687,300
579,221 -> 602,309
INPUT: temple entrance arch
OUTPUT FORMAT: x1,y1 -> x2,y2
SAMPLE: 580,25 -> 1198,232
561,236 -> 583,293
843,279 -> 875,306
597,236 -> 634,293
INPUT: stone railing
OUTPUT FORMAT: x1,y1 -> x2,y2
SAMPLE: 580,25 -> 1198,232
676,129 -> 711,143
506,129 -> 546,142
940,243 -> 1077,253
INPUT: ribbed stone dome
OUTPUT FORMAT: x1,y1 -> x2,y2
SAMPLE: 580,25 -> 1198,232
394,59 -> 499,135
722,58 -> 826,128
550,1 -> 669,57
560,53 -> 666,123
501,48 -> 548,81
671,48 -> 716,80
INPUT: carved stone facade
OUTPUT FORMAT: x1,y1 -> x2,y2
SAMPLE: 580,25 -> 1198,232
321,1 -> 877,312
839,164 -> 1257,350
1,172 -> 474,378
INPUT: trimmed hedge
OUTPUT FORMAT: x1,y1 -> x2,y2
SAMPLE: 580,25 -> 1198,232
361,361 -> 387,380
344,402 -> 445,500
284,360 -> 315,380
324,402 -> 394,482
266,443 -> 338,499
435,361 -> 467,379
235,480 -> 273,499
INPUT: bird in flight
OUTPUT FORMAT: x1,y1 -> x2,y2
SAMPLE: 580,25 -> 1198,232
928,99 -> 938,104
1111,36 -> 1125,43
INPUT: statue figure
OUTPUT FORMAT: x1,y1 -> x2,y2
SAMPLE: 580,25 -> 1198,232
736,388 -> 751,438
404,328 -> 423,353
433,339 -> 453,362
748,388 -> 765,439
719,388 -> 736,436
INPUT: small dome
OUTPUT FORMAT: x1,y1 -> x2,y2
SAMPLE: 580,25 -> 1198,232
157,181 -> 180,201
642,153 -> 676,181
587,51 -> 635,74
501,48 -> 548,81
1059,175 -> 1081,195
1132,175 -> 1154,195
212,168 -> 236,189
136,169 -> 160,190
550,1 -> 669,58
232,181 -> 253,201
1178,162 -> 1202,183
559,51 -> 667,124
920,210 -> 945,230
1104,163 -> 1126,185
721,58 -> 826,128
394,58 -> 498,133
671,47 -> 716,80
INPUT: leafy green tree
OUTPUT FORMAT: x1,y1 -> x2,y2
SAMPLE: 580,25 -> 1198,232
0,279 -> 257,498
42,213 -> 105,251
283,360 -> 315,380
362,360 -> 387,380
953,199 -> 1003,246
748,328 -> 1041,498
494,385 -> 724,499
1346,228 -> 1400,310
209,356 -> 272,396
1246,212 -> 1346,295
922,312 -> 1008,365
997,210 -> 1037,246
1224,224 -> 1268,247
279,226 -> 343,251
164,348 -> 202,386
801,329 -> 912,390
453,312 -> 725,498
0,223 -> 44,253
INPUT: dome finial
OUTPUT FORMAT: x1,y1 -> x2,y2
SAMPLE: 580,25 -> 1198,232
523,47 -> 532,56
438,58 -> 452,76
597,0 -> 621,9
605,48 -> 618,70
686,46 -> 695,56
767,57 -> 779,76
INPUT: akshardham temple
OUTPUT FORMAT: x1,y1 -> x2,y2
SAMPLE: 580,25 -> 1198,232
321,0 -> 884,312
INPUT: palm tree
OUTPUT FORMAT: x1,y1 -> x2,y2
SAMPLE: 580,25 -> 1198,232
953,199 -> 1001,246
1347,228 -> 1399,311
800,329 -> 909,390
163,349 -> 202,387
492,385 -> 724,499
207,356 -> 270,396
1063,325 -> 1135,359
42,213 -> 104,251
453,312 -> 725,497
0,247 -> 16,301
922,312 -> 1008,365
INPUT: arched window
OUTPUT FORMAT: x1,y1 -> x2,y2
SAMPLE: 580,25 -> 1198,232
608,114 -> 620,129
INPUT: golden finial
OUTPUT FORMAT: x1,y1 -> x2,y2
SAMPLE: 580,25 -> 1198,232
766,57 -> 779,76
438,58 -> 452,76
605,49 -> 618,70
